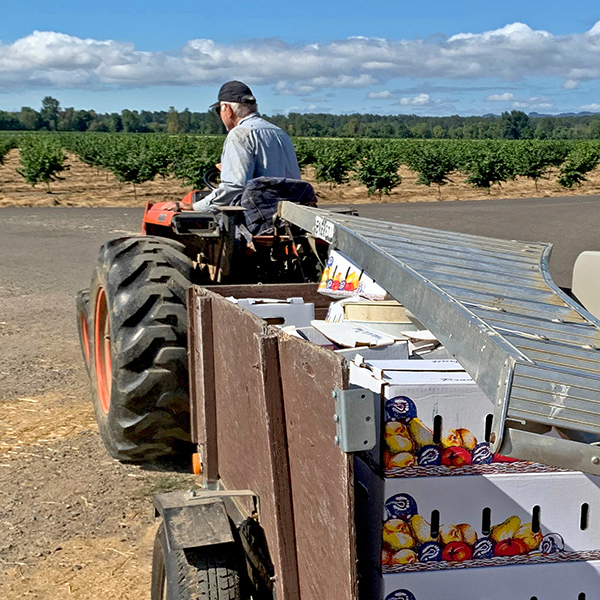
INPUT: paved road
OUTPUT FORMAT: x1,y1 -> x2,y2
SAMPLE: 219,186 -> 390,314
2,194 -> 598,293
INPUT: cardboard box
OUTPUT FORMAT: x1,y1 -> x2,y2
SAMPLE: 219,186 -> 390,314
350,359 -> 510,475
283,325 -> 410,361
236,297 -> 314,328
319,250 -> 388,300
335,344 -> 410,362
312,320 -> 399,348
281,325 -> 336,348
355,456 -> 600,573
361,559 -> 600,600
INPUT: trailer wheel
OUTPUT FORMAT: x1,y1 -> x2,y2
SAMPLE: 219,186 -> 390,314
76,289 -> 91,375
152,524 -> 245,600
89,236 -> 194,463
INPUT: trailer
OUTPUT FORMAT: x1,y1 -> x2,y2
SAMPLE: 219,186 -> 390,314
151,204 -> 600,600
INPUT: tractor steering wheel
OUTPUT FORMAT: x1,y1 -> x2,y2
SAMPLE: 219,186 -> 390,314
203,167 -> 221,190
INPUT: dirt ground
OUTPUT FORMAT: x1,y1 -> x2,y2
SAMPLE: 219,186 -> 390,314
1,146 -> 599,599
0,196 -> 196,599
1,148 -> 600,208
0,389 -> 194,599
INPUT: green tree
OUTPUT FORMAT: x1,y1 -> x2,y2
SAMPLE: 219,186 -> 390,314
180,108 -> 193,132
166,107 -> 183,134
511,141 -> 564,191
410,122 -> 431,139
557,144 -> 600,188
0,111 -> 21,130
432,125 -> 445,139
108,113 -> 123,132
589,119 -> 600,139
463,145 -> 514,193
40,96 -> 60,131
406,143 -> 455,198
501,110 -> 532,140
17,137 -> 69,194
355,147 -> 401,197
19,107 -> 39,130
313,144 -> 357,186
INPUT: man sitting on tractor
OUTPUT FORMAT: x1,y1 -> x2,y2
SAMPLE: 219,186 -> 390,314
166,80 -> 301,212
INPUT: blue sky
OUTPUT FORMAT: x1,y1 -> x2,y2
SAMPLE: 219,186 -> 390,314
1,0 -> 600,116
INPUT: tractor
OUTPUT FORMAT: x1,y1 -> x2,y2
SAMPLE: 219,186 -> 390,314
76,175 -> 327,463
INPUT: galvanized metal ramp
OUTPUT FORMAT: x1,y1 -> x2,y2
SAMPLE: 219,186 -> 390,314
279,202 -> 600,475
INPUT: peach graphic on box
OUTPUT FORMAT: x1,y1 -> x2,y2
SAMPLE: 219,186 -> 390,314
383,395 -> 519,472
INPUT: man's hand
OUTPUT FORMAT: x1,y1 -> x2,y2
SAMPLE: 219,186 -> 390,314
216,163 -> 222,171
161,201 -> 193,211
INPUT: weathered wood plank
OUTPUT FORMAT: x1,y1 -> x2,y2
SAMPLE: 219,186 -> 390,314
207,291 -> 300,600
278,334 -> 357,600
187,288 -> 219,484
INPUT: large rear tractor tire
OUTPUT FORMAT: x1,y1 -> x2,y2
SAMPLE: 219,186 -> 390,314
151,525 -> 245,600
89,236 -> 194,463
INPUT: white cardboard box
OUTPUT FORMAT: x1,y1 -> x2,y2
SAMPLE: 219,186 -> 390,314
283,325 -> 410,360
236,297 -> 315,328
355,456 -> 600,573
312,320 -> 399,348
366,559 -> 600,600
350,359 -> 504,474
336,344 -> 410,362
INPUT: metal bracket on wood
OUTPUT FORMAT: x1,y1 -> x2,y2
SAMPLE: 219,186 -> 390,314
332,387 -> 376,453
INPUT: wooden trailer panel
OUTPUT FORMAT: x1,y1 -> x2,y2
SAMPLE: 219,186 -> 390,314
278,334 -> 358,600
188,287 -> 358,600
187,290 -> 218,483
203,289 -> 300,600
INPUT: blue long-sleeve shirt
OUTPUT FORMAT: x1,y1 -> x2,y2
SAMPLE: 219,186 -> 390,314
193,113 -> 301,211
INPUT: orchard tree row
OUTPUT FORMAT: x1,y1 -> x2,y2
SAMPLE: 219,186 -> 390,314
295,138 -> 600,196
1,133 -> 599,197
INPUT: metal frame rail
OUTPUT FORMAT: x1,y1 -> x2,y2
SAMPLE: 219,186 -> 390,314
279,202 -> 600,475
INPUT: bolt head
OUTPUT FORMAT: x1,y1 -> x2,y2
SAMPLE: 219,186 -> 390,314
592,456 -> 600,466
331,391 -> 337,399
334,436 -> 340,445
333,414 -> 339,422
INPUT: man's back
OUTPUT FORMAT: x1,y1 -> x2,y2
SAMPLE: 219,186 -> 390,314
193,113 -> 301,211
225,114 -> 301,181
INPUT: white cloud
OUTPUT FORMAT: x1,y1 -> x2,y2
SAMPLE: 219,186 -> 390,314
581,103 -> 600,111
485,92 -> 515,101
2,23 -> 600,92
367,90 -> 393,99
274,81 -> 318,96
399,93 -> 430,106
512,96 -> 553,109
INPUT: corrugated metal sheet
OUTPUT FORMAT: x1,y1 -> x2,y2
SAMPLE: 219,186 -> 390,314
279,203 -> 600,473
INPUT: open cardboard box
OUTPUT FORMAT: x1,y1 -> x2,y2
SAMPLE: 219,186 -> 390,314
355,456 -> 600,573
350,359 -> 507,475
232,297 -> 315,328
